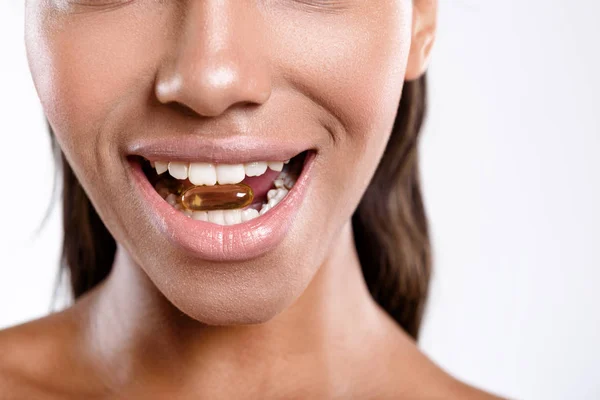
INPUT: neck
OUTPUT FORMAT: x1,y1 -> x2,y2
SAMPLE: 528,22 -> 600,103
79,220 -> 384,395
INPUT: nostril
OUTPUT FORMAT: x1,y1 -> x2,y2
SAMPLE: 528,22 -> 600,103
168,102 -> 200,118
166,98 -> 263,119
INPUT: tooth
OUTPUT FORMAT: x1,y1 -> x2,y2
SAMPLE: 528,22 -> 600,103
166,194 -> 178,206
189,163 -> 217,186
268,161 -> 284,172
155,161 -> 168,175
267,188 -> 288,208
275,188 -> 288,202
267,188 -> 287,203
192,211 -> 208,221
283,175 -> 297,189
277,172 -> 295,189
244,161 -> 268,177
284,159 -> 290,164
223,209 -> 242,225
216,164 -> 245,185
183,210 -> 193,218
241,209 -> 259,222
168,162 -> 189,180
208,210 -> 225,225
259,204 -> 271,215
157,188 -> 170,199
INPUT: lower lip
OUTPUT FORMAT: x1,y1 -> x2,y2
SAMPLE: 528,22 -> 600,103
129,153 -> 316,262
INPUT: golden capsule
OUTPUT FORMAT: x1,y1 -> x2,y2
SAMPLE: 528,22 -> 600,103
180,183 -> 254,212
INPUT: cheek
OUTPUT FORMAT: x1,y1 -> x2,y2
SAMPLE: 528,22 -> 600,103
270,5 -> 412,214
24,4 -> 173,250
25,5 -> 167,161
273,9 -> 410,131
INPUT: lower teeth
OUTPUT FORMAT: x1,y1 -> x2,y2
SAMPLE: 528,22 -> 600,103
155,170 -> 298,226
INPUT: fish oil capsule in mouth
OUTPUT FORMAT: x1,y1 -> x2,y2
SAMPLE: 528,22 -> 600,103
180,183 -> 254,212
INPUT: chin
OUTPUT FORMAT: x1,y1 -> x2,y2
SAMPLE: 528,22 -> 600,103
149,251 -> 314,326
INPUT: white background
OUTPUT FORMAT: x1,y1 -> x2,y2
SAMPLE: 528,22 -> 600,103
1,1 -> 599,399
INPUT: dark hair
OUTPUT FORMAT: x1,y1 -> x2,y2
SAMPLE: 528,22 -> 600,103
50,75 -> 431,340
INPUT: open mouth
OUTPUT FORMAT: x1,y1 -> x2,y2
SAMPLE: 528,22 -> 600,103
134,151 -> 308,226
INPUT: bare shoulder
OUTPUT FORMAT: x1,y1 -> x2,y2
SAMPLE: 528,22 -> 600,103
0,313 -> 62,398
369,309 -> 508,399
0,310 -> 95,399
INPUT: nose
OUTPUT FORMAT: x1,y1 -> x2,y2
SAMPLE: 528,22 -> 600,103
154,1 -> 272,118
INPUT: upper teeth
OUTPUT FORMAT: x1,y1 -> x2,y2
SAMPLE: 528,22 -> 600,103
153,160 -> 289,185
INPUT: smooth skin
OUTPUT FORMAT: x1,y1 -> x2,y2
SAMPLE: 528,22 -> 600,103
1,0 -> 504,398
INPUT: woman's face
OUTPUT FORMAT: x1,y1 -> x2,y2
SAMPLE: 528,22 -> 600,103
25,0 -> 420,324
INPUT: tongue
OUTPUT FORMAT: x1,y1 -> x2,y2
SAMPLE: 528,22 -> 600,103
242,168 -> 281,203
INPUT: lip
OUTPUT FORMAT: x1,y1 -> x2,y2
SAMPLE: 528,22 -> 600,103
127,136 -> 314,164
127,149 -> 316,262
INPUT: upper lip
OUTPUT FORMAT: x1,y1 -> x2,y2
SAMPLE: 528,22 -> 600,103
126,135 -> 315,164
